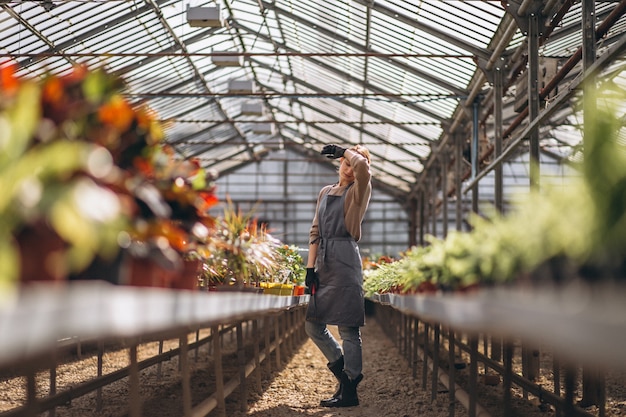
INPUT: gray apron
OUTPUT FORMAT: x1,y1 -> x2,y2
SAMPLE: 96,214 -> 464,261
306,184 -> 365,327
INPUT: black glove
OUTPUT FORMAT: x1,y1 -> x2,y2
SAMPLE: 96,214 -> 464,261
305,267 -> 319,292
320,144 -> 346,159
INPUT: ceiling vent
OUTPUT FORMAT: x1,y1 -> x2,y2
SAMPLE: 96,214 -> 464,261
241,101 -> 264,116
228,79 -> 255,94
251,122 -> 274,135
211,50 -> 243,67
186,6 -> 224,27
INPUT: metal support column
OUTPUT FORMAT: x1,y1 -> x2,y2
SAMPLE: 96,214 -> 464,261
409,197 -> 418,247
419,189 -> 426,245
528,12 -> 541,188
493,62 -> 504,213
441,152 -> 449,237
430,170 -> 438,237
471,100 -> 480,214
455,134 -> 463,231
582,0 -> 597,155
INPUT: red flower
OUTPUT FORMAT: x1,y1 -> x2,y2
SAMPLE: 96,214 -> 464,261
0,62 -> 19,96
98,96 -> 134,132
196,191 -> 219,213
42,76 -> 65,104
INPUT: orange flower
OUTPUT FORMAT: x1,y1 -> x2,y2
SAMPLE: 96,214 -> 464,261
0,62 -> 19,96
42,76 -> 65,104
98,95 -> 134,132
152,220 -> 189,252
62,64 -> 88,85
133,156 -> 155,177
196,191 -> 219,213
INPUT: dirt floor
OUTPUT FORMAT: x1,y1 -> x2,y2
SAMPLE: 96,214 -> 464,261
1,314 -> 626,417
223,319 -> 466,417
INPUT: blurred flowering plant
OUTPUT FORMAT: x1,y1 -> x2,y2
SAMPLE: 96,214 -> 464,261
127,144 -> 219,266
0,63 -> 218,289
276,245 -> 305,285
199,199 -> 281,288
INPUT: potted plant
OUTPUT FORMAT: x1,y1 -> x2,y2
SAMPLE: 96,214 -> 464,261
199,199 -> 279,291
0,63 -> 220,289
127,145 -> 219,289
275,245 -> 306,295
0,64 -> 139,287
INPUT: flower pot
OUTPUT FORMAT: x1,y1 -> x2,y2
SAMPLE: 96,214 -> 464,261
214,283 -> 263,293
293,285 -> 305,296
260,282 -> 293,295
171,258 -> 201,290
280,284 -> 293,295
127,256 -> 177,288
16,222 -> 68,283
69,250 -> 125,284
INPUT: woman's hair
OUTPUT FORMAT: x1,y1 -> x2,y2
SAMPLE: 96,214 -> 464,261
351,145 -> 371,164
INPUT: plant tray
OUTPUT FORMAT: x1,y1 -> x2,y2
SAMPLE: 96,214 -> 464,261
260,282 -> 293,295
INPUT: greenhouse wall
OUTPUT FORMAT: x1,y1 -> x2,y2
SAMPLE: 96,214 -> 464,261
211,148 -> 410,258
430,151 -> 581,239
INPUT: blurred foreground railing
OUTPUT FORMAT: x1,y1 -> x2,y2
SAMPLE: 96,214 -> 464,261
0,281 -> 309,417
368,282 -> 626,417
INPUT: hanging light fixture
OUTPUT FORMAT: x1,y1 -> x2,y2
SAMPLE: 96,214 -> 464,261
186,5 -> 224,28
251,122 -> 274,135
211,50 -> 243,67
241,101 -> 264,116
228,79 -> 255,94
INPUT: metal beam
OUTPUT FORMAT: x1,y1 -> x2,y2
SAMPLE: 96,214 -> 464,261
256,77 -> 429,166
253,3 -> 468,97
462,30 -> 626,193
352,0 -> 492,61
9,52 -> 474,59
250,57 -> 436,148
232,20 -> 466,113
143,0 -> 255,162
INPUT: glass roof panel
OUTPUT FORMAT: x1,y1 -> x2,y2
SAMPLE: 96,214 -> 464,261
1,0 -> 623,203
377,0 -> 504,50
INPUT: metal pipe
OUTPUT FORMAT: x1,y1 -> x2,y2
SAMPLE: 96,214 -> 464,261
543,0 -> 561,15
5,52 -> 473,58
129,92 -> 455,99
471,100 -> 479,180
162,119 -> 441,125
518,0 -> 535,16
485,16 -> 520,70
462,30 -> 626,192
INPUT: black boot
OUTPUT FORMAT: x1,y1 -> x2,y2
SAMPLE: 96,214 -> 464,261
321,371 -> 363,408
320,356 -> 344,405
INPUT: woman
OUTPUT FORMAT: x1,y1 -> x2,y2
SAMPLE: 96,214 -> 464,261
305,143 -> 371,408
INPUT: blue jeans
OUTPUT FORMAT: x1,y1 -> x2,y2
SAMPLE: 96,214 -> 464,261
305,321 -> 362,379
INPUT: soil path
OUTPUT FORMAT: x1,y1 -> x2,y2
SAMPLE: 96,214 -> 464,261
224,318 -> 465,417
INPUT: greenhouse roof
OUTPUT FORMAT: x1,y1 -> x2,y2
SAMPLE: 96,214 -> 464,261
2,0 -> 626,202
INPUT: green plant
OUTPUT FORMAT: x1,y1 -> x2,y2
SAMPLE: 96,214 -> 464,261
0,64 -> 139,287
199,199 -> 281,288
0,64 -> 220,290
364,82 -> 626,294
276,245 -> 306,285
